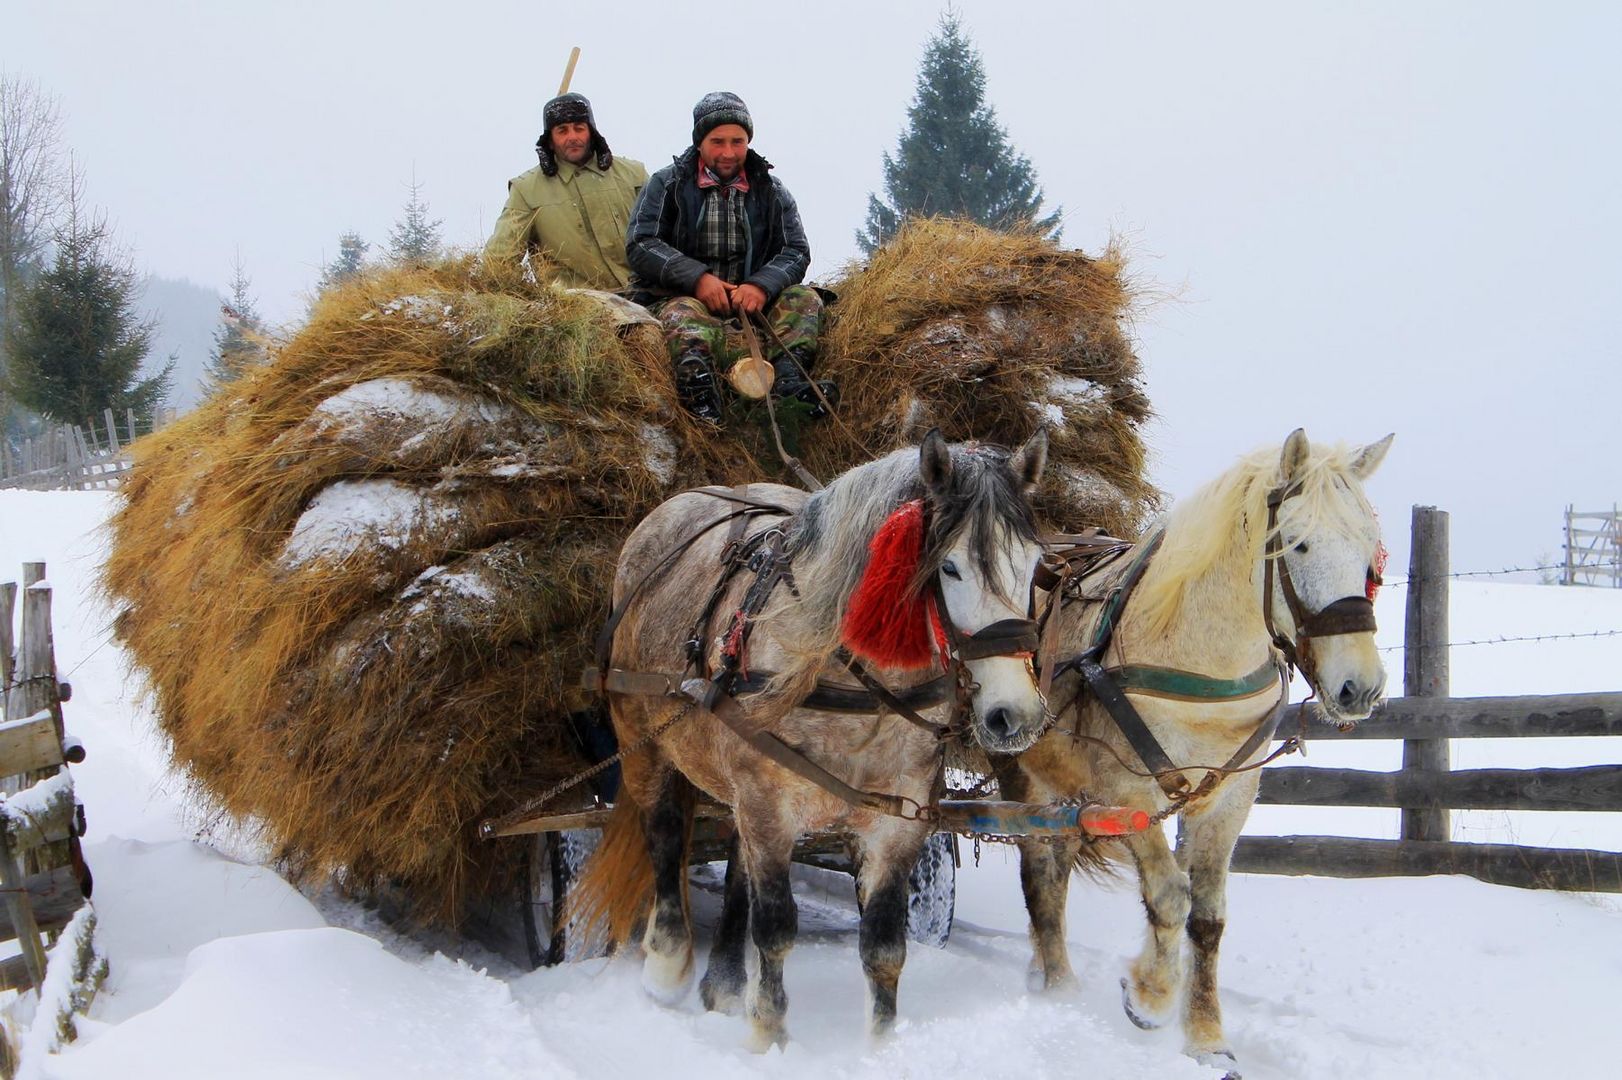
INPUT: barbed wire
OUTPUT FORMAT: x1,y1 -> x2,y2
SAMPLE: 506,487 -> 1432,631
1379,628 -> 1622,653
1384,562 -> 1576,587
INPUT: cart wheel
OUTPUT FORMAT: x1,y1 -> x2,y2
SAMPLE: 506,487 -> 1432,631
905,832 -> 956,948
521,828 -> 605,967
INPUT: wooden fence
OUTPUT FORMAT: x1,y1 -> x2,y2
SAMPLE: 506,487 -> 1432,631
1233,506 -> 1622,892
1564,505 -> 1621,587
0,562 -> 104,1074
0,409 -> 144,492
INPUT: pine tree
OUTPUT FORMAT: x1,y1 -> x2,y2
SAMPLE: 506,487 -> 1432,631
205,255 -> 264,388
319,231 -> 370,290
386,173 -> 443,264
6,176 -> 172,427
858,12 -> 1061,254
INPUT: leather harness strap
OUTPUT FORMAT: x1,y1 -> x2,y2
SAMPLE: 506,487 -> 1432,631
694,680 -> 920,819
1077,654 -> 1191,796
833,648 -> 952,736
592,489 -> 794,678
1048,528 -> 1289,800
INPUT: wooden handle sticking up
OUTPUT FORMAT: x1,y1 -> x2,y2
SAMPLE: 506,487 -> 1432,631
558,46 -> 581,96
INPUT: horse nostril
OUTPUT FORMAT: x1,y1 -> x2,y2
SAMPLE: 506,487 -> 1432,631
1337,680 -> 1359,709
984,707 -> 1013,740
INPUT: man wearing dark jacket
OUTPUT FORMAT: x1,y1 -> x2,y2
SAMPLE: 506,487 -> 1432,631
626,91 -> 834,423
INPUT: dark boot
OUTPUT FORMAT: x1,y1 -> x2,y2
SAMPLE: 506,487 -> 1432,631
674,351 -> 723,423
772,348 -> 839,420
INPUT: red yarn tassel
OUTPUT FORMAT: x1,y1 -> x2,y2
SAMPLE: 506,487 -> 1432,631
842,499 -> 937,669
1367,540 -> 1389,601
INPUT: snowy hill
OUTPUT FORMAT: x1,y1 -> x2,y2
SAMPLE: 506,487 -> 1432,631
2,490 -> 1616,1079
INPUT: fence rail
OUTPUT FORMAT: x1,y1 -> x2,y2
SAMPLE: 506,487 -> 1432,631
0,408 -> 146,492
1235,505 -> 1622,892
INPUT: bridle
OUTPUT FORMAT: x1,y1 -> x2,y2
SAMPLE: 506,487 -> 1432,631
1261,481 -> 1381,695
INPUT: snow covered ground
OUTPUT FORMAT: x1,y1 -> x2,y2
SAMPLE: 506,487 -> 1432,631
2,489 -> 1618,1079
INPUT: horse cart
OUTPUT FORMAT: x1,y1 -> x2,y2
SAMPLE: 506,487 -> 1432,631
472,496 -> 1155,970
100,221 -> 1161,982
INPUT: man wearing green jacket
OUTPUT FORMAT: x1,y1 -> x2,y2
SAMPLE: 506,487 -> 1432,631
483,93 -> 648,289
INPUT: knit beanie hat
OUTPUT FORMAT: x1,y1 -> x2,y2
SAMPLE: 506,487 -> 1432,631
691,91 -> 753,145
536,92 -> 614,176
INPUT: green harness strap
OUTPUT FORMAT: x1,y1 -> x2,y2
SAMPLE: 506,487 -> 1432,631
1079,529 -> 1279,703
1110,658 -> 1283,702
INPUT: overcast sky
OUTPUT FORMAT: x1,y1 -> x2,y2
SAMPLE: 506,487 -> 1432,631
6,0 -> 1620,589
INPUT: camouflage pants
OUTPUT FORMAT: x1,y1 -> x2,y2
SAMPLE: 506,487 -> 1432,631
650,284 -> 825,370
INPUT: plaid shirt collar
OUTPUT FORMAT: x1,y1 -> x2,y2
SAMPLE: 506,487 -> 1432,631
696,163 -> 750,194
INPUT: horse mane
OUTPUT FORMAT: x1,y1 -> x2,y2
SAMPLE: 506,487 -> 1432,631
765,441 -> 1038,671
1132,440 -> 1378,640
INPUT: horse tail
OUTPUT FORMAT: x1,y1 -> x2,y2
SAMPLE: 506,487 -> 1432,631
1071,841 -> 1126,882
566,800 -> 654,949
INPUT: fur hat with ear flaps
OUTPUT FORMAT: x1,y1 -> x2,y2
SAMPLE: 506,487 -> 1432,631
535,92 -> 614,176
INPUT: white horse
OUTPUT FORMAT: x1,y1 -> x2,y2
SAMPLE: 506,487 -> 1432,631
1003,429 -> 1391,1077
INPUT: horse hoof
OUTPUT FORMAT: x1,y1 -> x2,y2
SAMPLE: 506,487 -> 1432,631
1192,1049 -> 1240,1078
744,1023 -> 789,1054
700,975 -> 743,1016
1030,967 -> 1079,995
1120,976 -> 1165,1030
641,948 -> 695,1006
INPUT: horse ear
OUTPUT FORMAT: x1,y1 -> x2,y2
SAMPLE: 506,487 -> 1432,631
1350,433 -> 1394,480
919,428 -> 952,494
1280,428 -> 1310,484
1009,428 -> 1049,494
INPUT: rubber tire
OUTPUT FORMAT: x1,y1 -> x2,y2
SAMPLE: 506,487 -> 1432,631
521,828 -> 604,967
904,832 -> 956,948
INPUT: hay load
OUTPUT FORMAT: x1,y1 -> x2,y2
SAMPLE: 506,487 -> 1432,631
818,220 -> 1155,537
101,221 -> 1155,926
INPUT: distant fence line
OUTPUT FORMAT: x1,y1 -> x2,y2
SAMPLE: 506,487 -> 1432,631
1234,506 -> 1622,893
1564,505 -> 1621,587
0,408 -> 152,492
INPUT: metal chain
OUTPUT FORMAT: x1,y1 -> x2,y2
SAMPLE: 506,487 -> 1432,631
485,701 -> 695,835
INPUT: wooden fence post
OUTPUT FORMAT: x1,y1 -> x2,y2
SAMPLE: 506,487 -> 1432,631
1402,506 -> 1451,841
0,581 -> 15,722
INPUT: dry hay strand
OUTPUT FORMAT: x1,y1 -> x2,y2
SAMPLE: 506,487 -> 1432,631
102,256 -> 759,924
808,217 -> 1158,536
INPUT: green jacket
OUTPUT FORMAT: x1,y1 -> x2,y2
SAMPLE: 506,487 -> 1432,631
483,156 -> 649,289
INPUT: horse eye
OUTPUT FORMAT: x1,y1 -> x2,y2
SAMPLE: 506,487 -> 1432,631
1294,542 -> 1309,554
941,559 -> 962,580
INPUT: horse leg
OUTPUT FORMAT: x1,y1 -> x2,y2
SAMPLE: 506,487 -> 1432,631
853,819 -> 930,1036
1015,836 -> 1083,991
993,751 -> 1082,991
737,812 -> 798,1052
1121,825 -> 1190,1031
637,768 -> 697,1005
699,834 -> 749,1015
1177,780 -> 1257,1074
